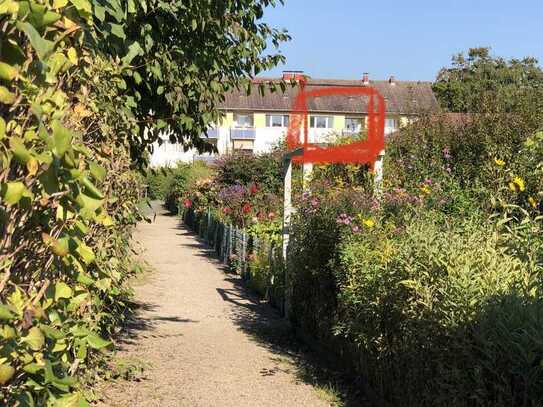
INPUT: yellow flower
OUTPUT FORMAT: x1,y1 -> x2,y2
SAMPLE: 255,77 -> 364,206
511,176 -> 526,192
420,184 -> 431,194
528,196 -> 538,208
363,219 -> 375,228
494,158 -> 505,166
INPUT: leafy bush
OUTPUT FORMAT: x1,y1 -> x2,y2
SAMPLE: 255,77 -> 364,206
333,212 -> 543,406
287,91 -> 543,405
0,0 -> 288,404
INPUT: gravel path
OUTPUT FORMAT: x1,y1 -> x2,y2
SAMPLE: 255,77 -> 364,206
98,204 -> 331,407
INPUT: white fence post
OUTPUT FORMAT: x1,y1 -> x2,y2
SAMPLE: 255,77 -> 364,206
374,149 -> 385,196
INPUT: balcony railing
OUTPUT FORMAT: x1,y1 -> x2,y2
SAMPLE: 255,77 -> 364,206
204,128 -> 219,139
230,128 -> 256,140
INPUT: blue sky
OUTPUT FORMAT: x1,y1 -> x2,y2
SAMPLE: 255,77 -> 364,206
262,0 -> 543,81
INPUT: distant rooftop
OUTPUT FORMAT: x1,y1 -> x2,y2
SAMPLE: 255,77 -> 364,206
220,74 -> 439,115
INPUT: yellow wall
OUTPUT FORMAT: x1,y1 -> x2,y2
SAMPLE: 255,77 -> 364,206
254,113 -> 266,128
333,115 -> 345,130
220,112 -> 234,128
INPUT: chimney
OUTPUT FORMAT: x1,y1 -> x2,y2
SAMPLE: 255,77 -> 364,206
282,70 -> 306,82
362,72 -> 369,85
389,75 -> 396,85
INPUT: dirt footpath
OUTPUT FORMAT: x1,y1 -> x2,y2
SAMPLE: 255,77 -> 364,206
97,204 -> 331,407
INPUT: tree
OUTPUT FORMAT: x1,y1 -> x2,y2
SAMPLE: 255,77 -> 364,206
433,47 -> 543,113
94,0 -> 291,162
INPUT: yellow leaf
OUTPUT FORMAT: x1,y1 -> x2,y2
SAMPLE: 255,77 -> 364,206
53,0 -> 69,8
0,364 -> 15,385
67,47 -> 78,65
26,158 -> 39,176
63,16 -> 77,29
0,86 -> 16,104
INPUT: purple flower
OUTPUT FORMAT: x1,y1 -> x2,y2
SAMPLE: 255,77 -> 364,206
443,146 -> 451,160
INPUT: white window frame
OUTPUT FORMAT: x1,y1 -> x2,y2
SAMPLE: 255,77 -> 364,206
385,117 -> 399,130
233,113 -> 254,128
345,117 -> 363,132
266,114 -> 290,128
309,115 -> 334,129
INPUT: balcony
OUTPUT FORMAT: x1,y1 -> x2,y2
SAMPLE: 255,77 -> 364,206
204,128 -> 219,139
230,128 -> 256,140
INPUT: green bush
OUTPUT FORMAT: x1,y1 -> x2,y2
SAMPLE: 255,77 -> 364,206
333,212 -> 543,406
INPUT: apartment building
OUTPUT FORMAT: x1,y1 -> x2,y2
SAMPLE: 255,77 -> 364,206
150,73 -> 438,166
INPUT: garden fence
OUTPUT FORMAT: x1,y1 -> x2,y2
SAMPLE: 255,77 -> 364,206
181,207 -> 285,315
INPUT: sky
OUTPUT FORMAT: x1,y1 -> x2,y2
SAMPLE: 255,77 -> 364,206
261,0 -> 543,81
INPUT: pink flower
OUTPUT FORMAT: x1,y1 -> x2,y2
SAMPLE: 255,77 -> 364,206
223,207 -> 232,215
311,198 -> 319,207
267,212 -> 276,220
249,183 -> 258,194
352,225 -> 360,233
183,199 -> 192,208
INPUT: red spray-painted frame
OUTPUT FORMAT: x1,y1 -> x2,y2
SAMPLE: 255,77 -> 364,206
285,80 -> 386,168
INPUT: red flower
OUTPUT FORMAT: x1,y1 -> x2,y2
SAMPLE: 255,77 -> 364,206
242,203 -> 252,214
223,207 -> 232,215
249,183 -> 258,195
183,199 -> 192,208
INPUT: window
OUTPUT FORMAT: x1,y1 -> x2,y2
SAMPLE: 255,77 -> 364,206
266,114 -> 290,127
345,117 -> 363,132
309,116 -> 334,128
385,118 -> 398,130
233,113 -> 253,128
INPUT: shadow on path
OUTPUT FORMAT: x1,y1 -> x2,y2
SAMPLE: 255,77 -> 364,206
176,223 -> 369,406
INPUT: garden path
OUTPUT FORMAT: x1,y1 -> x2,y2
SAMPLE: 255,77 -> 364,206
97,202 -> 331,406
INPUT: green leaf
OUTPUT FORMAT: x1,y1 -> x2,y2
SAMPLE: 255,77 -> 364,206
54,282 -> 73,301
122,41 -> 143,65
23,327 -> 45,351
76,272 -> 94,286
0,304 -> 15,320
0,86 -> 16,104
0,364 -> 15,385
40,325 -> 64,340
94,4 -> 105,21
89,162 -> 106,181
0,62 -> 18,82
16,22 -> 55,61
69,0 -> 91,15
0,117 -> 5,138
86,333 -> 110,350
80,176 -> 104,199
127,0 -> 136,13
9,137 -> 32,163
110,23 -> 126,40
1,182 -> 28,205
75,192 -> 103,212
54,392 -> 88,407
51,120 -> 73,157
76,243 -> 95,265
